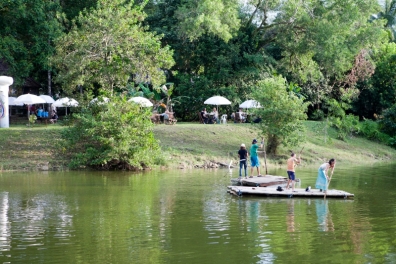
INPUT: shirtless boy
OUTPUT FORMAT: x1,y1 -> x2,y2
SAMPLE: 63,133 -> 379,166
286,153 -> 301,191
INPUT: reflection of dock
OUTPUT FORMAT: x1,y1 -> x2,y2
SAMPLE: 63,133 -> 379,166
230,175 -> 288,187
227,186 -> 354,199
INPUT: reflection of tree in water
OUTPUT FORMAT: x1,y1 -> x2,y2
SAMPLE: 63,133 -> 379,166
316,200 -> 334,232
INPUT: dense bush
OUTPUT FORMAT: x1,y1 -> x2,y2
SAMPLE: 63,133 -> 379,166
379,104 -> 396,136
332,114 -> 359,141
357,119 -> 394,147
378,104 -> 396,148
60,97 -> 163,170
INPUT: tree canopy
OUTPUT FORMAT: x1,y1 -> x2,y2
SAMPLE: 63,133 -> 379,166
52,0 -> 175,96
253,76 -> 309,155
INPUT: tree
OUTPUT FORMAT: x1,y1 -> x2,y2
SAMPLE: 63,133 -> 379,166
379,103 -> 396,140
60,96 -> 162,170
52,0 -> 175,96
354,42 -> 396,118
370,0 -> 396,41
0,0 -> 64,89
273,0 -> 385,109
253,76 -> 309,155
173,0 -> 241,42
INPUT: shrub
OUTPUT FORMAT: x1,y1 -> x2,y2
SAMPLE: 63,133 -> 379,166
357,119 -> 394,146
332,114 -> 359,141
358,119 -> 380,140
60,96 -> 162,170
379,104 -> 396,136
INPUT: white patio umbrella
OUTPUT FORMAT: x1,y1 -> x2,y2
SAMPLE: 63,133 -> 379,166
8,97 -> 23,106
7,97 -> 23,117
13,94 -> 46,122
39,95 -> 56,115
204,96 -> 231,111
52,97 -> 79,115
52,97 -> 79,107
14,94 -> 46,105
39,95 -> 55,104
239,99 -> 261,109
128,97 -> 153,107
90,97 -> 110,105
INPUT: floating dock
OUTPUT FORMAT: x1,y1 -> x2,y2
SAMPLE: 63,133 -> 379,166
230,175 -> 288,187
227,186 -> 354,199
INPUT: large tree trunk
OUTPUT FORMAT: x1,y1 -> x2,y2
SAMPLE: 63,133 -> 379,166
267,134 -> 280,155
48,70 -> 52,113
47,70 -> 51,95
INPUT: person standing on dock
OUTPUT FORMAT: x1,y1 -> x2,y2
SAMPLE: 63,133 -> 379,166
286,152 -> 301,191
238,143 -> 249,179
315,159 -> 336,194
250,138 -> 263,177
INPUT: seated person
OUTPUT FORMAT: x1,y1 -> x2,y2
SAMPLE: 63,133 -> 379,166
200,108 -> 209,124
36,106 -> 44,118
29,105 -> 36,115
160,109 -> 170,122
238,108 -> 246,122
210,108 -> 219,124
49,111 -> 58,124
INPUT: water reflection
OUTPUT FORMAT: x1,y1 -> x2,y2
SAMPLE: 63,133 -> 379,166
0,192 -> 10,252
0,164 -> 394,263
286,199 -> 295,232
315,200 -> 334,232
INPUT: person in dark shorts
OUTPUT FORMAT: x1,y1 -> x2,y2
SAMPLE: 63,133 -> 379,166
238,143 -> 249,178
286,152 -> 301,191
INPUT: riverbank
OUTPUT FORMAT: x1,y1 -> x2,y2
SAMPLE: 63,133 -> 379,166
0,121 -> 395,171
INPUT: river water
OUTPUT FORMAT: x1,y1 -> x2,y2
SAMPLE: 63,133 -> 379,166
0,163 -> 395,263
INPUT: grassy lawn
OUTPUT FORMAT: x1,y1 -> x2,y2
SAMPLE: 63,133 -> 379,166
154,121 -> 396,169
0,121 -> 395,171
0,124 -> 67,170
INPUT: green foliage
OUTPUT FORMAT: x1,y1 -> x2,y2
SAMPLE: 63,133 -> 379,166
29,114 -> 37,125
322,97 -> 361,141
52,0 -> 175,96
353,43 -> 396,119
370,0 -> 396,41
252,76 -> 309,155
310,109 -> 325,121
60,97 -> 162,170
359,119 -> 381,140
331,114 -> 359,141
174,0 -> 240,42
379,103 -> 396,136
357,119 -> 392,146
0,0 -> 64,87
274,0 -> 386,108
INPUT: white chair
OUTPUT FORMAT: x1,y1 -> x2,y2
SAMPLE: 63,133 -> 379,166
221,114 -> 227,124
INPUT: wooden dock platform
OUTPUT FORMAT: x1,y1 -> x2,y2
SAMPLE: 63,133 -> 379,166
227,186 -> 354,199
230,175 -> 288,187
